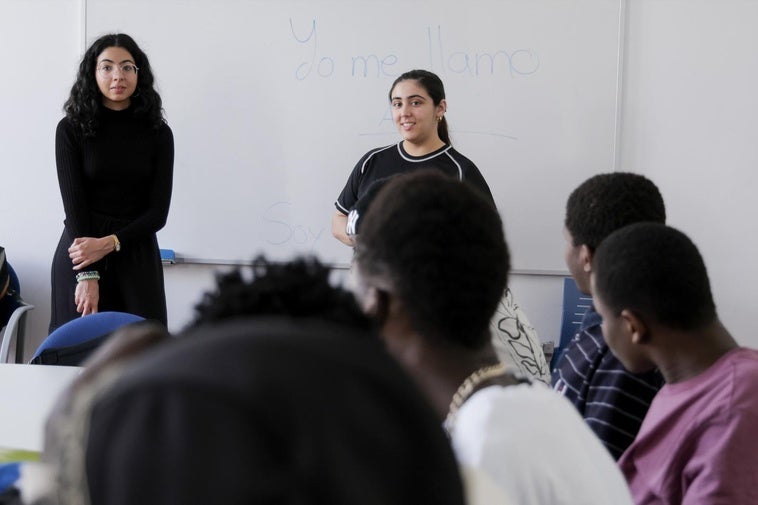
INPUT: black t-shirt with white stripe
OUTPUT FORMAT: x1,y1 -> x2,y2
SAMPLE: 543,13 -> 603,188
335,142 -> 495,215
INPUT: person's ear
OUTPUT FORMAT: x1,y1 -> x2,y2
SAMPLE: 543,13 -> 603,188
580,244 -> 593,274
363,286 -> 390,324
620,309 -> 650,345
437,98 -> 447,117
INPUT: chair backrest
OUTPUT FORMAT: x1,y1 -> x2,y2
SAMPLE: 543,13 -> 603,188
0,262 -> 34,364
31,312 -> 145,366
1,264 -> 23,329
0,304 -> 34,364
550,277 -> 593,370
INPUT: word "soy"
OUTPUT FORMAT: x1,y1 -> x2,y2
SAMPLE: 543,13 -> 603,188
263,201 -> 325,252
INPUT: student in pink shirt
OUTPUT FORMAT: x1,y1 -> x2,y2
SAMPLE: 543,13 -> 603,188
591,222 -> 758,505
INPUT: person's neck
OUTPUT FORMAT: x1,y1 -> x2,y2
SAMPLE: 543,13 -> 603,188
401,138 -> 446,157
102,99 -> 130,111
656,319 -> 738,384
388,332 -> 502,420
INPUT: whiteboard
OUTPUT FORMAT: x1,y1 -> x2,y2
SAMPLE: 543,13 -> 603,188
86,0 -> 623,271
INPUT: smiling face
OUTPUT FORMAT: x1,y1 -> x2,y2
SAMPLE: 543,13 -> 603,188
390,79 -> 446,151
95,46 -> 138,110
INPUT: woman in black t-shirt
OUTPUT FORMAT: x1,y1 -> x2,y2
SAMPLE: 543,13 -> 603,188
332,69 -> 493,246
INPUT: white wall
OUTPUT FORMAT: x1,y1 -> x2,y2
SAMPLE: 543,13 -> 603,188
0,0 -> 83,359
3,0 -> 757,361
84,0 -> 623,272
620,0 -> 758,346
161,265 -> 567,345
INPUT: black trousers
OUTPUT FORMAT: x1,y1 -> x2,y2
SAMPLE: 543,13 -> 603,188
49,227 -> 167,334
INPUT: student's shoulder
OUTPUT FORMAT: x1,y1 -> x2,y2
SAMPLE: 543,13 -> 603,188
597,345 -> 663,390
445,146 -> 479,168
709,347 -> 758,385
157,119 -> 173,134
360,143 -> 398,162
154,120 -> 174,143
56,116 -> 85,145
351,143 -> 399,173
559,323 -> 608,369
56,116 -> 76,134
728,348 -> 758,400
462,382 -> 564,424
733,346 -> 758,364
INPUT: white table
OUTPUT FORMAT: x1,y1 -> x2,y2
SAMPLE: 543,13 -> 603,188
0,364 -> 83,452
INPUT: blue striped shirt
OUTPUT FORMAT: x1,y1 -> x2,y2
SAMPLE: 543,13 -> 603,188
552,305 -> 663,460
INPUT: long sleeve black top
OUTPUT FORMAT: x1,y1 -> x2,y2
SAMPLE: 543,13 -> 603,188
55,105 -> 174,243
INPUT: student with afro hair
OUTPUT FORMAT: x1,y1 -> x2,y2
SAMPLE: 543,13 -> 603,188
552,173 -> 666,460
592,223 -> 758,504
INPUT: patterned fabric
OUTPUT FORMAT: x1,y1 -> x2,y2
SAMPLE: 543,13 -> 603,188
490,288 -> 549,384
551,305 -> 663,460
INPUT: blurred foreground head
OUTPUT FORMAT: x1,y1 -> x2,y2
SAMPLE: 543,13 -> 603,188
353,169 -> 508,350
45,257 -> 466,505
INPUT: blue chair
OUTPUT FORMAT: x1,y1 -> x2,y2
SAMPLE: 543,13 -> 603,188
0,264 -> 35,364
31,311 -> 145,366
550,277 -> 593,370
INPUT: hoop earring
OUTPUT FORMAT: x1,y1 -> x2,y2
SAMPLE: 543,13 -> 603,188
132,88 -> 142,98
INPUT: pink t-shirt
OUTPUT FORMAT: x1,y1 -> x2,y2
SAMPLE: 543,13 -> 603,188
618,347 -> 758,505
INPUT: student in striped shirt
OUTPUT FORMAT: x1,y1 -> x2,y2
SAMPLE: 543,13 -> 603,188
552,172 -> 665,459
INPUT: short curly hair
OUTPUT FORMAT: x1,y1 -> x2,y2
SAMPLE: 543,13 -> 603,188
355,170 -> 508,349
189,256 -> 372,331
565,172 -> 666,251
594,223 -> 716,330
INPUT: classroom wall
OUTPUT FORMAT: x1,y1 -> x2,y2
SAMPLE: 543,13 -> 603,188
161,265 -> 567,342
0,0 -> 83,359
84,0 -> 624,272
619,0 -> 758,346
2,0 -> 757,361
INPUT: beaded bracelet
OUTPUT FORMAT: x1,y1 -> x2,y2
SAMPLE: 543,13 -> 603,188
75,271 -> 100,283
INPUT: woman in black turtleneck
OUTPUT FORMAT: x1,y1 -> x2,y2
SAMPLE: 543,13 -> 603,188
50,33 -> 173,333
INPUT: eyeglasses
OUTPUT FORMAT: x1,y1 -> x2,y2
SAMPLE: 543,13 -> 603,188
96,63 -> 139,77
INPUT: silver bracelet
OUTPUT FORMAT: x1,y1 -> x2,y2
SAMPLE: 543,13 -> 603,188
75,271 -> 100,283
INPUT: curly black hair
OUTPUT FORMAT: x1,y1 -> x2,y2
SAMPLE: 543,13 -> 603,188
594,223 -> 716,330
189,256 -> 372,331
64,33 -> 164,137
565,172 -> 666,251
355,170 -> 508,349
